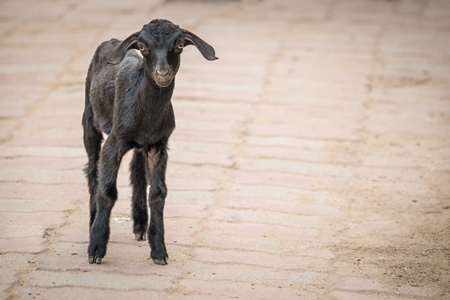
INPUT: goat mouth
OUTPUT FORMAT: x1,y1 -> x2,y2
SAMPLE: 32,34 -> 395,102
155,78 -> 173,88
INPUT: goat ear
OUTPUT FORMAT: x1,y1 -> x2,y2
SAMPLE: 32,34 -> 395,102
107,31 -> 140,65
181,29 -> 218,61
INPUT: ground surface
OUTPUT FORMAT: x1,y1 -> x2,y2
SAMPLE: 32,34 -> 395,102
0,0 -> 449,299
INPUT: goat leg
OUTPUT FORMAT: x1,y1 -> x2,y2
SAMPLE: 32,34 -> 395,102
82,103 -> 103,228
88,136 -> 127,264
130,149 -> 148,241
147,143 -> 169,265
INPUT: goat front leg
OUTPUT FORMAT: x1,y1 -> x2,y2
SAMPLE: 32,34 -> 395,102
147,143 -> 169,265
88,136 -> 128,264
130,149 -> 148,241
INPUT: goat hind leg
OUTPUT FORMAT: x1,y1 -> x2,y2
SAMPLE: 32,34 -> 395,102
82,104 -> 103,228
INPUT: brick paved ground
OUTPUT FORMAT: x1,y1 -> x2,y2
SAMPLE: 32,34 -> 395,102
1,0 -> 449,299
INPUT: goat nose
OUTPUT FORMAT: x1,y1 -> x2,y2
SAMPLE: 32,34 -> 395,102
156,69 -> 169,77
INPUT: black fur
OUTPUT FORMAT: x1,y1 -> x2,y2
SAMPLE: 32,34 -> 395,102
82,19 -> 217,265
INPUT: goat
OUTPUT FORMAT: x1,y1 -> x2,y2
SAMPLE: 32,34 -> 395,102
82,19 -> 217,265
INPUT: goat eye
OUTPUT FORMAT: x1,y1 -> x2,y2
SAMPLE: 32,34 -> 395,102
138,43 -> 145,51
177,43 -> 184,50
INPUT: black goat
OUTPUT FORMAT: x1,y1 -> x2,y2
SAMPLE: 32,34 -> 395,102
82,19 -> 217,265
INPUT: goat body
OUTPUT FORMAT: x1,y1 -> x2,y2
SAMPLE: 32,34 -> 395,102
82,19 -> 216,265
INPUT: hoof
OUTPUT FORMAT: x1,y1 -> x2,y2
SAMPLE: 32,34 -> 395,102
152,257 -> 167,265
88,256 -> 102,264
135,233 -> 146,241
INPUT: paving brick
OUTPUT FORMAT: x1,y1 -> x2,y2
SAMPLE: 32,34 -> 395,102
212,206 -> 335,229
0,211 -> 66,226
170,148 -> 233,167
218,194 -> 344,217
224,182 -> 330,201
192,247 -> 333,272
330,291 -> 411,300
0,145 -> 85,158
9,116 -> 83,147
0,225 -> 52,239
0,285 -> 10,300
345,219 -> 412,237
239,144 -> 353,164
332,275 -> 393,293
0,253 -> 33,285
175,117 -> 240,133
395,284 -> 443,299
228,169 -> 347,191
168,190 -> 216,205
203,219 -> 341,243
0,182 -> 85,201
254,102 -> 362,124
0,99 -> 36,119
173,97 -> 253,113
196,231 -> 336,259
171,129 -> 241,145
16,287 -> 165,300
167,293 -> 231,300
183,261 -> 328,292
168,177 -> 220,191
0,157 -> 85,170
164,204 -> 209,219
0,237 -> 47,254
0,169 -> 84,185
248,121 -> 360,141
0,0 -> 71,21
0,119 -> 18,141
24,269 -> 176,290
0,199 -> 78,213
237,153 -> 356,174
167,164 -> 227,183
176,278 -> 328,300
424,1 -> 450,20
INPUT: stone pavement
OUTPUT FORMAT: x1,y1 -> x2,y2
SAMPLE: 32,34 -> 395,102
1,0 -> 449,299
